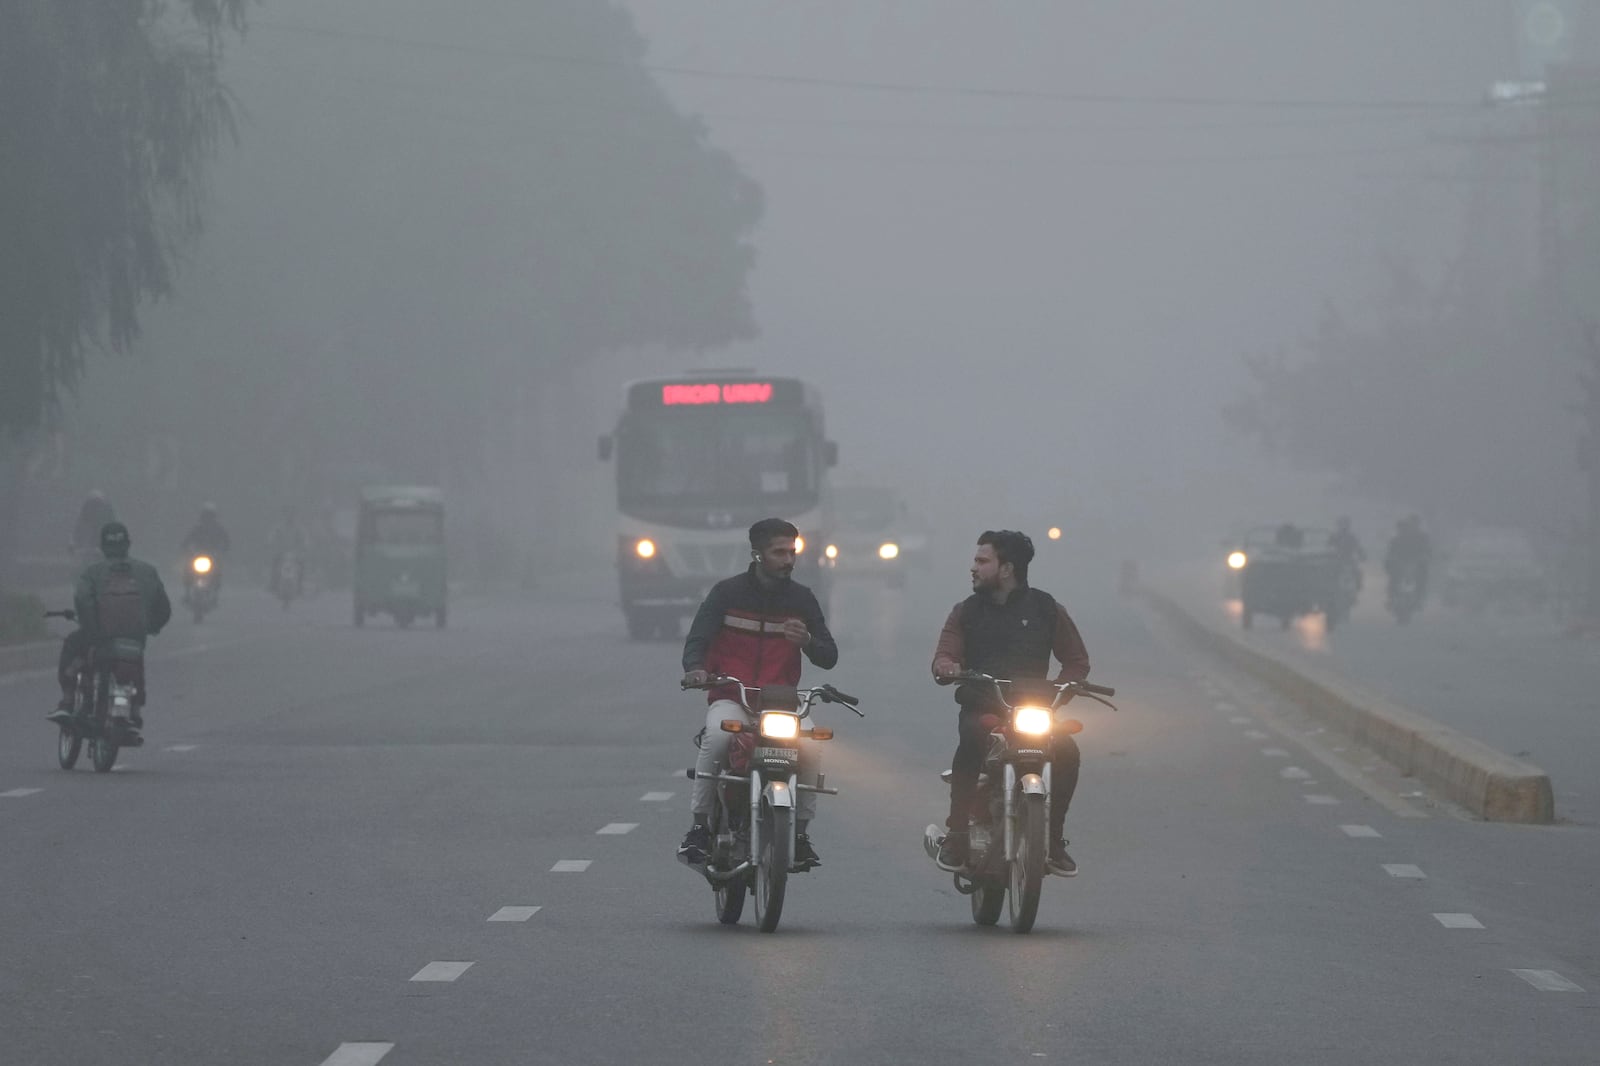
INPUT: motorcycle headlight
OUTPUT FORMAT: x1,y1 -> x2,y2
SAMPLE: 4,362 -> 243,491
1227,551 -> 1248,570
824,544 -> 839,560
794,536 -> 806,554
634,538 -> 657,560
759,712 -> 800,740
1013,706 -> 1053,736
192,556 -> 213,574
878,542 -> 900,560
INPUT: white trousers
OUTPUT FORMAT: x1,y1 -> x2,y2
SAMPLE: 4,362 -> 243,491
691,699 -> 821,823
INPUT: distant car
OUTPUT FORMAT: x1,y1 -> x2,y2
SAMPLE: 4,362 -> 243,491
1439,527 -> 1547,613
1231,524 -> 1348,630
823,486 -> 929,589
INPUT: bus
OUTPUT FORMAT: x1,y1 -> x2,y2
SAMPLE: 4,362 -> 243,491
598,373 -> 837,639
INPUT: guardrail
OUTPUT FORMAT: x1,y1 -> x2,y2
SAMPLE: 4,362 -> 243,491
1145,588 -> 1554,824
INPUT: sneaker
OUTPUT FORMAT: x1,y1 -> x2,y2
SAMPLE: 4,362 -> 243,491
936,831 -> 969,870
46,702 -> 74,726
677,822 -> 711,864
794,834 -> 821,868
1047,839 -> 1077,877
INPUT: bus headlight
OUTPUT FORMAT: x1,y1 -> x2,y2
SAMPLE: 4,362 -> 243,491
192,556 -> 213,575
760,712 -> 800,739
635,538 -> 657,560
878,542 -> 900,560
825,544 -> 838,560
1013,706 -> 1053,736
1227,551 -> 1247,570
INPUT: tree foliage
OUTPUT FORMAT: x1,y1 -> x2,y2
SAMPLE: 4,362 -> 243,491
1225,264 -> 1579,527
0,0 -> 248,435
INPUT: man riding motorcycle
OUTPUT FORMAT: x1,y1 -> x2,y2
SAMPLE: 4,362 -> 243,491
678,518 -> 839,869
181,502 -> 232,594
932,529 -> 1091,876
46,522 -> 172,735
70,490 -> 116,561
267,506 -> 310,598
1384,515 -> 1432,603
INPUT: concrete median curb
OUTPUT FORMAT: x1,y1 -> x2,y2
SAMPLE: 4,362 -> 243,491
1145,588 -> 1554,824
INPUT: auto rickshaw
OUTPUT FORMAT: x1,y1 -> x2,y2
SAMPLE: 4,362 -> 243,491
1234,523 -> 1345,631
353,487 -> 447,629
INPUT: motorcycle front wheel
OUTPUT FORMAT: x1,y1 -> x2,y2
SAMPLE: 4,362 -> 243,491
754,801 -> 792,933
970,881 -> 1004,926
89,736 -> 119,773
1008,793 -> 1047,933
57,726 -> 82,770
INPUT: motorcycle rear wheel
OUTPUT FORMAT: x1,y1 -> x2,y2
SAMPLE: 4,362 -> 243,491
1008,793 -> 1046,933
754,802 -> 792,933
57,726 -> 82,770
714,877 -> 747,925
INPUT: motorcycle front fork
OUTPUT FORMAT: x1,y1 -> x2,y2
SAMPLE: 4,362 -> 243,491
1000,763 -> 1052,863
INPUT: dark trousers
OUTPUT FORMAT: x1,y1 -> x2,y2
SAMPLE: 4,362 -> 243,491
58,630 -> 145,707
948,706 -> 1080,839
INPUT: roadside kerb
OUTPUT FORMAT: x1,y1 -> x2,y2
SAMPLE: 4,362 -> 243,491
1145,589 -> 1554,824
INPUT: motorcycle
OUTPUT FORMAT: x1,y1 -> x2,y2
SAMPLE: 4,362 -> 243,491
183,554 -> 219,622
681,674 -> 863,932
1386,561 -> 1425,624
45,610 -> 144,772
273,552 -> 305,610
923,672 -> 1117,934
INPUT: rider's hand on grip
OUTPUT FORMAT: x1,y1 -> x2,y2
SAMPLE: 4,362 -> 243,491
681,669 -> 711,689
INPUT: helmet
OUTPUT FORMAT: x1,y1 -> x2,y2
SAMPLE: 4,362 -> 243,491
100,521 -> 131,559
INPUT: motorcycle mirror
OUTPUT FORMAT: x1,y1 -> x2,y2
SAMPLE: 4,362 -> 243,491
1059,718 -> 1084,735
806,726 -> 834,740
719,719 -> 746,733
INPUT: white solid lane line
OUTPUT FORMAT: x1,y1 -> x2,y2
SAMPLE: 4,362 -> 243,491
552,859 -> 592,872
1434,913 -> 1485,929
488,906 -> 541,922
0,788 -> 43,798
1304,794 -> 1339,805
640,792 -> 674,802
1512,969 -> 1585,992
597,823 -> 638,835
320,1043 -> 392,1056
410,961 -> 474,982
321,1043 -> 395,1066
1382,864 -> 1426,879
1340,825 -> 1382,837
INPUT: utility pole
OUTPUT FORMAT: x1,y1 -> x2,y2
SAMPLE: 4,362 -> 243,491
1579,326 -> 1600,621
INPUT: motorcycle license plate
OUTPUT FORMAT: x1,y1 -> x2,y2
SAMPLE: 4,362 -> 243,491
753,746 -> 798,764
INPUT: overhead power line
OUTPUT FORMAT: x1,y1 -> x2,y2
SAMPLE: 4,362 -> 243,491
251,20 -> 1495,114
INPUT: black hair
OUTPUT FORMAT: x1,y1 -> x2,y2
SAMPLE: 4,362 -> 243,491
749,517 -> 800,551
100,521 -> 131,559
978,529 -> 1034,584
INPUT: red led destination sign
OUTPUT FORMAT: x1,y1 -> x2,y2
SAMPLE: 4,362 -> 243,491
662,382 -> 774,406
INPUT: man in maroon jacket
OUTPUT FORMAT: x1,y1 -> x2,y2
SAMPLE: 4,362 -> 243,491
931,530 -> 1091,875
679,518 -> 839,867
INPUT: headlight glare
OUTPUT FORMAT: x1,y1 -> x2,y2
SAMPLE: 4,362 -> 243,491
1227,551 -> 1247,570
1013,706 -> 1053,736
192,556 -> 213,574
760,712 -> 800,739
635,538 -> 657,560
825,544 -> 838,559
878,542 -> 900,560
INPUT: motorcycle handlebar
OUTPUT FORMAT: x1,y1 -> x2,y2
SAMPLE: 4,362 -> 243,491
44,609 -> 76,621
680,676 -> 864,713
937,671 -> 1115,699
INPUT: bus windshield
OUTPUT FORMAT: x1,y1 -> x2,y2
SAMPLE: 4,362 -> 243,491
618,409 -> 819,508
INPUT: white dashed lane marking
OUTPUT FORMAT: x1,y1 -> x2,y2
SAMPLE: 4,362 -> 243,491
1512,969 -> 1585,992
1,788 -> 43,798
1243,730 -> 1269,740
488,906 -> 541,922
1280,767 -> 1313,781
552,860 -> 592,872
410,961 -> 474,982
1340,825 -> 1382,838
1304,794 -> 1339,805
1214,701 -> 1238,713
597,823 -> 639,835
321,1043 -> 394,1066
1228,717 -> 1250,725
164,744 -> 198,752
1261,748 -> 1289,758
640,792 -> 674,802
1382,864 -> 1427,879
1434,913 -> 1484,929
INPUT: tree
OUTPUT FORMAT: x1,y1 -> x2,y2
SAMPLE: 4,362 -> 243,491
0,0 -> 248,436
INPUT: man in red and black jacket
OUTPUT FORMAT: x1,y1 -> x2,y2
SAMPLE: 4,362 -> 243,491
678,518 -> 839,867
931,529 -> 1091,876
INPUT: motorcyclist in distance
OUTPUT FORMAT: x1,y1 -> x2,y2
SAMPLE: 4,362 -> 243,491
46,522 -> 172,735
71,491 -> 115,559
1384,515 -> 1433,602
1330,516 -> 1366,592
267,506 -> 310,597
182,502 -> 232,560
